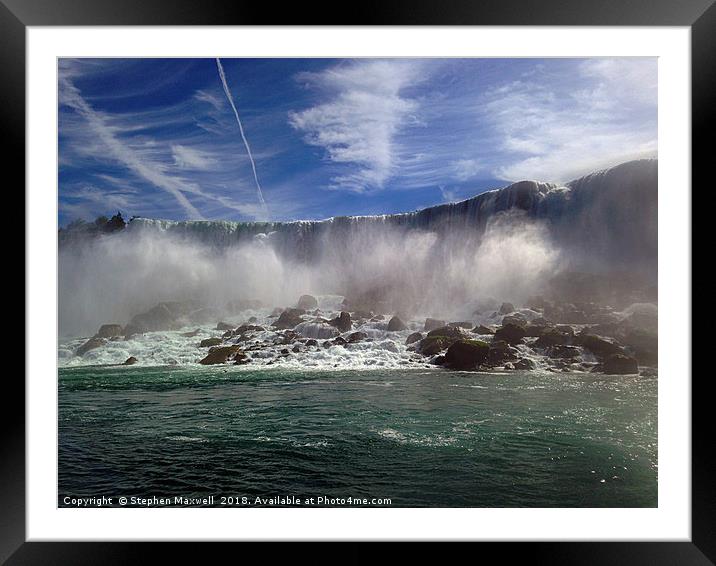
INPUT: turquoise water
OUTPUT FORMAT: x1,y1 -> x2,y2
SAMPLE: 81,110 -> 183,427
58,366 -> 657,507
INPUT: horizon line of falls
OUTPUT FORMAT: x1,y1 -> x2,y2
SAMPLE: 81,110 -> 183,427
59,159 -> 657,337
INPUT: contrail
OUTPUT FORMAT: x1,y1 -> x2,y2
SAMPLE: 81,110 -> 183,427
216,58 -> 268,216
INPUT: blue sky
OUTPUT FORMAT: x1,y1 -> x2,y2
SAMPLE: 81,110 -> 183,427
58,57 -> 657,226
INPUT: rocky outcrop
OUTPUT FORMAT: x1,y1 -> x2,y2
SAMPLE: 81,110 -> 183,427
347,331 -> 368,343
488,340 -> 520,365
328,311 -> 352,333
199,345 -> 244,365
603,353 -> 638,374
122,356 -> 138,365
387,316 -> 407,331
418,335 -> 456,356
96,324 -> 123,338
472,324 -> 495,335
76,337 -> 106,356
272,308 -> 306,330
494,323 -> 526,345
424,318 -> 446,331
444,339 -> 489,370
406,332 -> 423,345
576,333 -> 623,358
499,302 -> 515,314
199,337 -> 223,347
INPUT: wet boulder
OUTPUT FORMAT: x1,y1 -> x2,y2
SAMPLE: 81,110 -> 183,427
547,345 -> 582,359
306,339 -> 318,347
96,324 -> 123,338
129,303 -> 177,332
76,337 -> 106,356
494,323 -> 527,345
216,321 -> 235,331
499,302 -> 515,314
272,308 -> 306,330
424,318 -> 446,331
418,335 -> 456,356
488,340 -> 520,365
297,294 -> 319,310
387,316 -> 407,331
426,326 -> 465,340
534,327 -> 572,348
328,311 -> 352,333
181,328 -> 201,338
444,339 -> 490,370
199,345 -> 244,365
406,332 -> 423,345
332,336 -> 348,346
472,324 -> 495,335
347,331 -> 368,343
576,333 -> 623,358
514,357 -> 537,370
199,337 -> 223,348
448,321 -> 473,329
603,353 -> 638,374
122,356 -> 138,365
501,313 -> 527,327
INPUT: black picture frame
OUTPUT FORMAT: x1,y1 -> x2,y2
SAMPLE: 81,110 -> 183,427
6,0 -> 709,562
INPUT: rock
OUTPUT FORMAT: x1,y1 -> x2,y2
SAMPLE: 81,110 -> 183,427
524,320 -> 553,337
233,352 -> 249,365
236,324 -> 265,334
406,332 -> 423,345
333,336 -> 347,346
387,316 -> 407,331
424,318 -> 446,331
76,337 -> 106,356
501,313 -> 527,327
122,324 -> 144,338
448,321 -> 473,329
122,356 -> 138,365
328,311 -> 352,333
347,331 -> 368,343
297,294 -> 319,310
418,335 -> 456,356
352,310 -> 373,319
248,316 -> 257,323
181,328 -> 201,337
576,333 -> 623,358
270,307 -> 284,317
426,325 -> 465,340
306,339 -> 318,347
488,340 -> 520,364
272,308 -> 305,330
322,340 -> 332,349
547,345 -> 582,359
494,323 -> 527,345
129,302 -> 188,332
534,328 -> 572,348
222,330 -> 234,339
292,344 -> 301,353
216,321 -> 234,331
514,357 -> 537,370
200,345 -> 244,365
620,328 -> 658,365
499,302 -> 515,314
444,339 -> 490,370
199,337 -> 223,347
603,353 -> 638,374
472,324 -> 495,335
96,324 -> 123,338
432,355 -> 447,366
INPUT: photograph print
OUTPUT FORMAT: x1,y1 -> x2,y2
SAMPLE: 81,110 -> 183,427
58,57 -> 658,508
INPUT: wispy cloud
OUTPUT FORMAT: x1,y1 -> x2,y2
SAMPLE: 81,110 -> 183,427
482,58 -> 657,182
171,145 -> 217,170
288,60 -> 424,192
